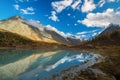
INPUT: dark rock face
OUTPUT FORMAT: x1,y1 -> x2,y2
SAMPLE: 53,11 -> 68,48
67,37 -> 80,45
44,27 -> 81,45
44,27 -> 71,45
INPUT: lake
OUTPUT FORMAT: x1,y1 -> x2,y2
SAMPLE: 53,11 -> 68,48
0,49 -> 103,80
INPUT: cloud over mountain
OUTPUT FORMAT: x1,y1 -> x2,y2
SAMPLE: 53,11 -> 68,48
45,25 -> 81,45
80,8 -> 120,27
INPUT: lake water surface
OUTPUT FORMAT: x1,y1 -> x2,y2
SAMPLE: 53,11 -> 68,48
0,49 -> 103,80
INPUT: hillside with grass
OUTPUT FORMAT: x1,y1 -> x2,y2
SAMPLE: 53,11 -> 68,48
0,29 -> 63,49
0,29 -> 33,47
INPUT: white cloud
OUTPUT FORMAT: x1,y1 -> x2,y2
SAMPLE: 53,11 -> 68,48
49,11 -> 59,22
50,0 -> 82,21
97,0 -> 119,8
77,30 -> 99,35
77,31 -> 88,35
92,32 -> 97,37
20,7 -> 35,15
15,0 -> 37,3
76,33 -> 87,40
46,25 -> 58,32
13,4 -> 20,10
51,0 -> 73,13
46,25 -> 101,40
116,7 -> 120,11
97,0 -> 106,7
81,8 -> 120,27
108,0 -> 116,2
17,0 -> 29,2
74,23 -> 77,26
81,0 -> 96,13
67,13 -> 71,16
76,29 -> 101,40
51,0 -> 82,13
46,25 -> 68,38
77,20 -> 81,23
107,0 -> 120,2
46,25 -> 80,39
71,0 -> 82,10
17,0 -> 33,2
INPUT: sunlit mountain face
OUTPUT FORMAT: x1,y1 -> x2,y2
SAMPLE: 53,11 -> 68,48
0,0 -> 120,40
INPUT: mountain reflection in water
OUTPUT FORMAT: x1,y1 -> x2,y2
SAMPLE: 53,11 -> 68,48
0,49 -> 102,80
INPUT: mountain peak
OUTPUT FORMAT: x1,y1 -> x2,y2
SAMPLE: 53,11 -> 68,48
8,15 -> 24,20
14,15 -> 22,19
108,23 -> 120,28
99,23 -> 120,36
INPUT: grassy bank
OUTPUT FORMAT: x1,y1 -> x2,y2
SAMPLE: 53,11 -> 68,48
51,46 -> 120,80
92,46 -> 120,80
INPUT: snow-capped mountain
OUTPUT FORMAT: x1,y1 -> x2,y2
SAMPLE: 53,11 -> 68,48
0,16 -> 81,45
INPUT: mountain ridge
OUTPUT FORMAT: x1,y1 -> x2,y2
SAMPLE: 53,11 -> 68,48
99,23 -> 120,36
0,16 -> 81,46
0,28 -> 64,49
71,23 -> 120,48
0,16 -> 58,44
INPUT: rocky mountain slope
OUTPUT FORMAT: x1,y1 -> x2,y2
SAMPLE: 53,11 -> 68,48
88,23 -> 120,46
99,24 -> 120,36
0,16 -> 80,45
44,27 -> 80,45
0,16 -> 57,43
72,24 -> 120,48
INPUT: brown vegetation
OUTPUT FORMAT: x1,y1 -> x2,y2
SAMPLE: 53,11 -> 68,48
0,30 -> 65,49
71,30 -> 120,49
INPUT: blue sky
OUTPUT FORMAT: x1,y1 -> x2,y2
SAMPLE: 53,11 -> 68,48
0,0 -> 120,39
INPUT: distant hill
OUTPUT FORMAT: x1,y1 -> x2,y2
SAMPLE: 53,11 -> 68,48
72,24 -> 120,48
88,24 -> 120,46
0,16 -> 80,46
99,24 -> 120,36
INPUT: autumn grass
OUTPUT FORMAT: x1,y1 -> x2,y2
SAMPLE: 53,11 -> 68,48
92,46 -> 120,80
0,30 -> 65,49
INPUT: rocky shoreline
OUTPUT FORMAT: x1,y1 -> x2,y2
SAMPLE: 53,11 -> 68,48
51,46 -> 120,80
